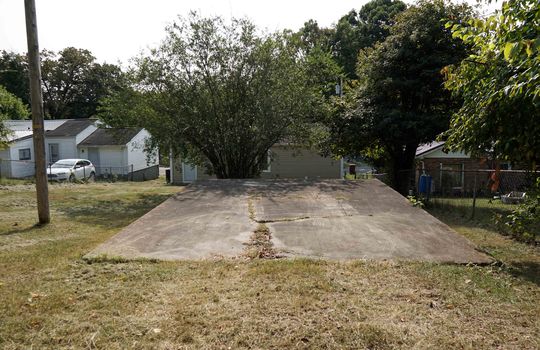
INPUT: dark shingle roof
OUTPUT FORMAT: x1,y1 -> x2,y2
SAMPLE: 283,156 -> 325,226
79,128 -> 142,146
46,119 -> 94,137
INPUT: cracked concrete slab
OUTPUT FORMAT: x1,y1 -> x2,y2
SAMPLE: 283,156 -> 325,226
87,182 -> 256,260
87,179 -> 491,263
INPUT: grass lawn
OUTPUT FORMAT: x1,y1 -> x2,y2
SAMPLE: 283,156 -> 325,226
0,180 -> 538,349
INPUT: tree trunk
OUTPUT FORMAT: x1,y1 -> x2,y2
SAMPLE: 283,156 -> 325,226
389,141 -> 419,195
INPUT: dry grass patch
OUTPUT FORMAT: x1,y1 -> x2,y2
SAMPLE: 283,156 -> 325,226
243,223 -> 279,259
0,180 -> 538,349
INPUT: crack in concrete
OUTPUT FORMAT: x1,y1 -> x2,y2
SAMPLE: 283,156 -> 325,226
255,216 -> 311,223
255,213 -> 361,224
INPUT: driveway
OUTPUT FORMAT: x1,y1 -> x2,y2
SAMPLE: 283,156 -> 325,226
87,179 -> 491,263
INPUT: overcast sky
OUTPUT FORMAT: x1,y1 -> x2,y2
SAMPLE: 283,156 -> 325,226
0,0 -> 500,65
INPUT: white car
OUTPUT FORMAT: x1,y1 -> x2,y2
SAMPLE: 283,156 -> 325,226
47,159 -> 96,182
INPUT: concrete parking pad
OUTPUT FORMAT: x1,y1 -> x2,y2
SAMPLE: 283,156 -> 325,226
88,179 -> 491,263
88,182 -> 256,260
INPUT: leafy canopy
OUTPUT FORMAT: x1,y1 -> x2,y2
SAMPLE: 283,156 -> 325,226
0,48 -> 125,120
0,85 -> 29,148
0,51 -> 29,106
444,0 -> 540,166
330,0 -> 472,193
41,47 -> 125,119
100,14 -> 330,178
332,0 -> 406,78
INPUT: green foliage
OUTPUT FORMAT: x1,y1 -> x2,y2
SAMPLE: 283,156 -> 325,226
0,85 -> 28,120
100,14 -> 331,178
297,19 -> 335,55
0,51 -> 29,105
0,85 -> 29,148
444,0 -> 540,166
0,48 -> 125,120
41,47 -> 125,119
331,0 -> 473,193
331,0 -> 406,78
295,21 -> 344,99
407,195 -> 425,208
495,179 -> 540,243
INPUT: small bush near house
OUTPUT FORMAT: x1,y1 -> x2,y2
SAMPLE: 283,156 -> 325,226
495,179 -> 540,244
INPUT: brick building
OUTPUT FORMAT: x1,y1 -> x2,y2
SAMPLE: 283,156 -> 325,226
414,142 -> 516,195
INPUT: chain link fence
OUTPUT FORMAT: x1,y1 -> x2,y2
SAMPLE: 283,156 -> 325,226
0,159 -> 139,182
412,167 -> 537,199
405,167 -> 539,224
343,164 -> 538,225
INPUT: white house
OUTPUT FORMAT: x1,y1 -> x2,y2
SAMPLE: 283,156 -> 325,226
42,119 -> 97,164
78,128 -> 158,180
0,119 -> 158,180
0,119 -> 70,178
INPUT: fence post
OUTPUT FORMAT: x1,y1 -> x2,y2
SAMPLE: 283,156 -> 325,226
471,172 -> 477,220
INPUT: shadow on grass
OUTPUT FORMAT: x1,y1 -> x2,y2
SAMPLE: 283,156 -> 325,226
56,193 -> 171,228
0,222 -> 48,236
426,199 -> 514,231
507,261 -> 540,286
427,199 -> 540,286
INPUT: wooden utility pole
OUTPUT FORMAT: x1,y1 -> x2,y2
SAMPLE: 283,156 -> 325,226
24,0 -> 50,224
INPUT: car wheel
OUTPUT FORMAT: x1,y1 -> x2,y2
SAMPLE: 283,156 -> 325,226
69,174 -> 75,183
88,172 -> 95,182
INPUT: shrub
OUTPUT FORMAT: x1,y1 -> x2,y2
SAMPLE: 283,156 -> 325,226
495,179 -> 540,244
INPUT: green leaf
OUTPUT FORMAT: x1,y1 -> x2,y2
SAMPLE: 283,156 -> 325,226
504,42 -> 518,60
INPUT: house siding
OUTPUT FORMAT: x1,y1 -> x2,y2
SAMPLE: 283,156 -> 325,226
0,149 -> 11,178
45,137 -> 77,164
126,130 -> 158,172
95,146 -> 126,169
171,146 -> 341,184
7,138 -> 35,178
261,146 -> 341,179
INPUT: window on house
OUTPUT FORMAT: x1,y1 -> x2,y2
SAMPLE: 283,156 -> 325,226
48,143 -> 59,163
18,148 -> 31,161
261,151 -> 272,172
439,163 -> 464,192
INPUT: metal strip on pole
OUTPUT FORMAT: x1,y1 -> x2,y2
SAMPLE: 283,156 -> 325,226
24,0 -> 50,224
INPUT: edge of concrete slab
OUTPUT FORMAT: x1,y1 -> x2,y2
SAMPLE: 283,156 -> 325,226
84,179 -> 493,264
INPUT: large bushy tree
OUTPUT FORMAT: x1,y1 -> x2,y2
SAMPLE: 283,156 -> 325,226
332,0 -> 473,194
0,48 -> 124,119
41,47 -> 125,119
444,0 -> 540,168
100,14 -> 329,178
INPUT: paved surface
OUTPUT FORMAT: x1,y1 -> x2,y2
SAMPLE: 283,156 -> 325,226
88,179 -> 491,263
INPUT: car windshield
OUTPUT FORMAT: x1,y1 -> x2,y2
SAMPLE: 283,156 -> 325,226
51,161 -> 75,169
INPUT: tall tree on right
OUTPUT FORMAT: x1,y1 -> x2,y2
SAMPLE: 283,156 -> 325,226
444,0 -> 540,168
332,0 -> 406,78
335,0 -> 473,194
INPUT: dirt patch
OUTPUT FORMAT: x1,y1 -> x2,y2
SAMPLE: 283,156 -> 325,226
243,223 -> 280,259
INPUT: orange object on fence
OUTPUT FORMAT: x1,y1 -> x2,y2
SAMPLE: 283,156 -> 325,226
490,165 -> 501,192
